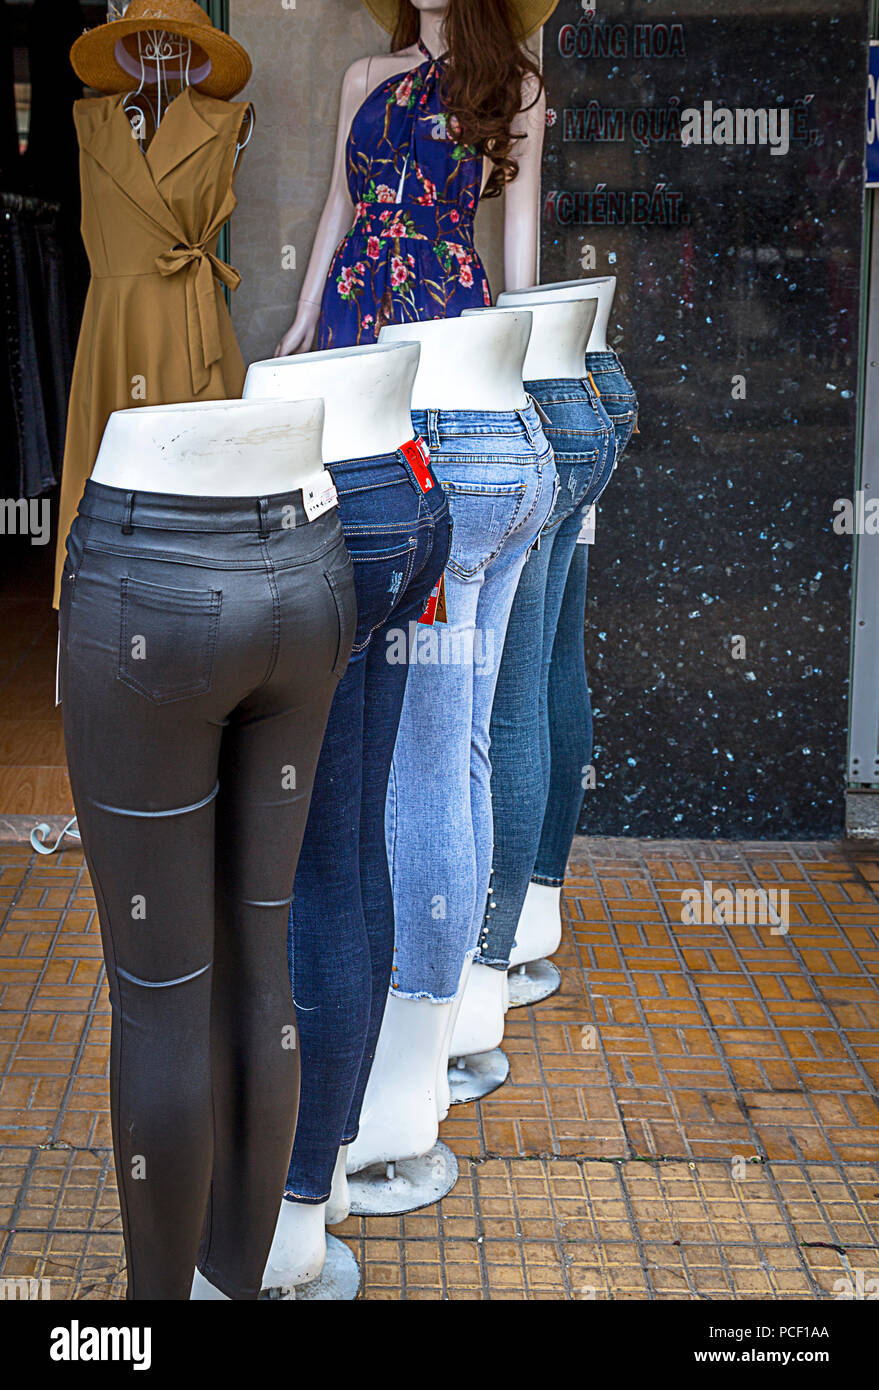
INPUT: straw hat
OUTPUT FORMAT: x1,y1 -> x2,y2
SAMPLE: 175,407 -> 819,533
71,0 -> 252,100
362,0 -> 560,42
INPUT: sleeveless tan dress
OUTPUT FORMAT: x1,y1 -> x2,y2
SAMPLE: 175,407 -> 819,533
53,86 -> 248,606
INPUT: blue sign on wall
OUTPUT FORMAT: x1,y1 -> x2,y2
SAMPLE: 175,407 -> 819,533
868,42 -> 879,186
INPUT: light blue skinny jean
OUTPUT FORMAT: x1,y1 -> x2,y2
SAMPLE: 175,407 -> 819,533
385,400 -> 556,1001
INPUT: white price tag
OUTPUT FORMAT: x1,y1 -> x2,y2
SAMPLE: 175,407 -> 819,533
302,471 -> 339,523
576,504 -> 596,545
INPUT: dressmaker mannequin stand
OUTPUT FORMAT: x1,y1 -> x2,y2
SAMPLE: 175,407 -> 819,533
243,341 -> 420,1296
330,312 -> 533,1215
495,280 -> 618,1003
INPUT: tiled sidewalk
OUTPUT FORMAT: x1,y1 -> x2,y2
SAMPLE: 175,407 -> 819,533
0,838 -> 877,1300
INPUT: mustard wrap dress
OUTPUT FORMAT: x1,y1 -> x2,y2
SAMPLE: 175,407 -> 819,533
53,86 -> 249,606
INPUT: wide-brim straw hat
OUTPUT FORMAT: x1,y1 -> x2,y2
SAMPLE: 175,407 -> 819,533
71,0 -> 252,100
362,0 -> 560,42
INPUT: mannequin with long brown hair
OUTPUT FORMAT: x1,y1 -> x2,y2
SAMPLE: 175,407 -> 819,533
275,0 -> 556,356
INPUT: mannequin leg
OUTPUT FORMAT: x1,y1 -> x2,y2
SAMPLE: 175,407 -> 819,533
59,499 -> 345,1300
533,543 -> 593,884
282,464 -> 451,1206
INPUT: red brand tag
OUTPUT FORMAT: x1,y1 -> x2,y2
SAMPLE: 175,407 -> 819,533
400,437 -> 434,493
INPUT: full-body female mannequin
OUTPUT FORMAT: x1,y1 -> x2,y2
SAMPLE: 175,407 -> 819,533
60,396 -> 356,1299
274,0 -> 557,356
344,310 -> 556,1190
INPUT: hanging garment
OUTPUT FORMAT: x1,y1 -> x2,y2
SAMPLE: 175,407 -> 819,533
317,40 -> 492,350
52,86 -> 249,606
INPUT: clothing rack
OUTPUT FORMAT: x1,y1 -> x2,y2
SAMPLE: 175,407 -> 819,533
1,190 -> 61,216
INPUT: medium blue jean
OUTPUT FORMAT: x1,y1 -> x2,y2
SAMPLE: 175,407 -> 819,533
386,402 -> 556,1001
528,350 -> 639,889
480,378 -> 616,967
284,443 -> 451,1204
529,348 -> 639,884
585,349 -> 638,458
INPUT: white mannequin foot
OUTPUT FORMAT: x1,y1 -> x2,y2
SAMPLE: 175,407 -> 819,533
448,960 -> 508,1058
262,1198 -> 327,1290
346,993 -> 452,1172
325,1145 -> 351,1226
191,1268 -> 230,1300
437,958 -> 471,1117
508,883 -> 563,966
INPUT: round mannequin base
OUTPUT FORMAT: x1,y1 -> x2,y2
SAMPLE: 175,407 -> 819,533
346,1141 -> 459,1216
507,958 -> 562,1009
447,1047 -> 510,1105
260,1235 -> 360,1301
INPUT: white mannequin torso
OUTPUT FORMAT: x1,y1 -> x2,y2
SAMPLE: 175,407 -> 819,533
498,276 -> 617,353
464,298 -> 597,381
243,344 -> 419,462
90,399 -> 327,496
379,313 -> 531,411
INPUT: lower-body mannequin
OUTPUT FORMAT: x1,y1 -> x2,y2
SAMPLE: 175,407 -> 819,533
488,350 -> 640,966
364,404 -> 555,1154
584,349 -> 638,459
59,482 -> 353,1299
281,447 -> 451,1209
478,379 -> 616,975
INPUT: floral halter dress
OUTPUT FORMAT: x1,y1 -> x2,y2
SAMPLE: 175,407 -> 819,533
316,40 -> 493,349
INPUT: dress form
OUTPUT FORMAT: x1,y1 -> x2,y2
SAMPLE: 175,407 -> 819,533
119,29 -> 253,161
498,276 -> 617,354
244,343 -> 419,459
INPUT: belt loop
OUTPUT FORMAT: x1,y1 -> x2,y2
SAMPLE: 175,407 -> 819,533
427,409 -> 440,451
258,497 -> 270,538
519,399 -> 538,443
121,491 -> 134,535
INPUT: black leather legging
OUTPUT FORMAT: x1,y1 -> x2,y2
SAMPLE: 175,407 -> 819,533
59,479 -> 356,1300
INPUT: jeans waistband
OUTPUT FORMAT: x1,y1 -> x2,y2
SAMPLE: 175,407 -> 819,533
328,440 -> 415,475
412,399 -> 547,449
585,350 -> 624,371
78,473 -> 336,535
526,376 -> 608,414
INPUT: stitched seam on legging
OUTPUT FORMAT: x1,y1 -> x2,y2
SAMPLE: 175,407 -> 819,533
91,782 -> 219,818
79,833 -> 133,1291
253,537 -> 282,690
115,961 -> 212,989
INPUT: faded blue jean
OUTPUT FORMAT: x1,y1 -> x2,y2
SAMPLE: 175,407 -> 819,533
530,348 -> 639,883
284,443 -> 451,1204
479,378 -> 616,967
386,401 -> 556,1001
585,349 -> 638,458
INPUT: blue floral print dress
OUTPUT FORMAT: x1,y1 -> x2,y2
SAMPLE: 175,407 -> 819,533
317,41 -> 493,349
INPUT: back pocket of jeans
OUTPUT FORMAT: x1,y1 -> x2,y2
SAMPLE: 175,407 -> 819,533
443,480 -> 528,579
118,577 -> 222,704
